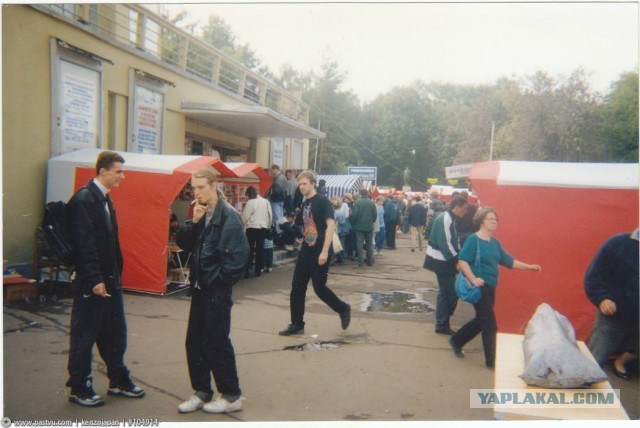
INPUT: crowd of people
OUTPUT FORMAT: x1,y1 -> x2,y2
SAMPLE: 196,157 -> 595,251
64,152 -> 637,417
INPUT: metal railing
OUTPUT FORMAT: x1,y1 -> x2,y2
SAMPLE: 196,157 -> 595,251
35,3 -> 310,123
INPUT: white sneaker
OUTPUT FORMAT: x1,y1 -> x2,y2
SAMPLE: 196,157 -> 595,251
178,394 -> 206,413
203,396 -> 243,414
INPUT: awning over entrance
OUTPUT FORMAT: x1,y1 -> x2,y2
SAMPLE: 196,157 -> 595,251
182,102 -> 325,139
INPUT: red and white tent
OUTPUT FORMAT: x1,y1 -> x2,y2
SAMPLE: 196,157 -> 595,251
46,148 -> 270,294
469,161 -> 639,340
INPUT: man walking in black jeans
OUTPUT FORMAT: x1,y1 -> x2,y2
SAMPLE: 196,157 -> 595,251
176,167 -> 249,414
66,151 -> 145,407
279,170 -> 351,336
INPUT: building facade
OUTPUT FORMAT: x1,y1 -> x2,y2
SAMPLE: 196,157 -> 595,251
2,4 -> 323,265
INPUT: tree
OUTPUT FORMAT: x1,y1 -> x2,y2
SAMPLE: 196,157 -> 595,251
200,15 -> 264,73
600,71 -> 639,162
363,86 -> 438,189
302,60 -> 362,174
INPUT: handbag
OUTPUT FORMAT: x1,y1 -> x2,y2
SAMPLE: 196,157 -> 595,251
332,230 -> 343,253
454,239 -> 481,304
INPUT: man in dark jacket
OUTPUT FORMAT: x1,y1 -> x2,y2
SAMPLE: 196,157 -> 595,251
350,188 -> 378,267
66,151 -> 144,407
585,230 -> 639,377
176,167 -> 250,414
407,196 -> 428,252
383,195 -> 399,249
268,164 -> 288,224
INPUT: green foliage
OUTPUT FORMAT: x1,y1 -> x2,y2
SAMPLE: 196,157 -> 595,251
304,60 -> 362,174
600,71 -> 639,162
200,15 -> 264,73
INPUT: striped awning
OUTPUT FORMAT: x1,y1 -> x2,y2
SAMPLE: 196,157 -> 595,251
317,175 -> 363,200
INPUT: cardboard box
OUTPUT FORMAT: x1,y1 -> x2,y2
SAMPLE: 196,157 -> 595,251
4,281 -> 37,302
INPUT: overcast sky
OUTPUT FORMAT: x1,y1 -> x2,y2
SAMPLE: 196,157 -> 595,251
154,2 -> 638,102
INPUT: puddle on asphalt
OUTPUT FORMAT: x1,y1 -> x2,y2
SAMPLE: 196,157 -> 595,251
284,340 -> 348,352
361,291 -> 435,313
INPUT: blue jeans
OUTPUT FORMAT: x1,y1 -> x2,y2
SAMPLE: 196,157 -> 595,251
272,202 -> 284,225
186,286 -> 241,399
337,234 -> 348,263
588,310 -> 639,366
356,231 -> 374,266
435,273 -> 458,330
375,227 -> 386,251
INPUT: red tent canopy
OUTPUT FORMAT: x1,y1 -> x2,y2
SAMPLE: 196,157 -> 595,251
469,161 -> 639,340
46,149 -> 268,294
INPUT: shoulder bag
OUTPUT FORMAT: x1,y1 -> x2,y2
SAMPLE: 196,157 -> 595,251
454,239 -> 481,304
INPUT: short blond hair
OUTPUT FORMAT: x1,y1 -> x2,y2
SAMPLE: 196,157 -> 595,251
296,169 -> 317,185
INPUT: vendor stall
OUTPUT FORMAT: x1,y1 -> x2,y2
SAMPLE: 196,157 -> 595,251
317,174 -> 364,199
46,149 -> 270,294
469,161 -> 639,340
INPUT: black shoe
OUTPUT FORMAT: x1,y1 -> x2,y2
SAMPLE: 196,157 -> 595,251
435,327 -> 456,335
108,380 -> 145,398
244,271 -> 251,279
613,366 -> 631,380
340,304 -> 351,330
449,337 -> 464,358
69,383 -> 105,407
279,323 -> 304,336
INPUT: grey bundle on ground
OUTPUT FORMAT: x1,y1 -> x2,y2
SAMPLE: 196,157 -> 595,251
520,303 -> 608,388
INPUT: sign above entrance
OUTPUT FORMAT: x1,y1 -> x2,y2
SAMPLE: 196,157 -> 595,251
348,166 -> 377,182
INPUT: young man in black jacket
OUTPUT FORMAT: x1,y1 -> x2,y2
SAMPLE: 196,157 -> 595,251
66,151 -> 145,407
176,167 -> 249,414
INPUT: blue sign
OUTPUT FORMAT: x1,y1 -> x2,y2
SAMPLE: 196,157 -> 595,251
348,166 -> 377,182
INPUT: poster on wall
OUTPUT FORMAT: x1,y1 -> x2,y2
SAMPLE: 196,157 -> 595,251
131,84 -> 165,154
271,138 -> 284,167
59,59 -> 100,154
291,139 -> 304,169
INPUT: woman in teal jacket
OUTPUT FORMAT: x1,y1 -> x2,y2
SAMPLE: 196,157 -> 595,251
449,207 -> 541,369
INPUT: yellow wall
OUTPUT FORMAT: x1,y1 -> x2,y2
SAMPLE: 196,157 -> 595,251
2,5 -> 308,265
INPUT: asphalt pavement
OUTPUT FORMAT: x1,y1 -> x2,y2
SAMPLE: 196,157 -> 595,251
3,233 -> 638,424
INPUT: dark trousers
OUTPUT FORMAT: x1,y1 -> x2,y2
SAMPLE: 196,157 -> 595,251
385,220 -> 397,248
450,285 -> 497,367
290,249 -> 348,326
67,282 -> 129,389
345,227 -> 357,259
246,228 -> 268,274
435,273 -> 458,330
186,287 -> 241,400
356,231 -> 374,266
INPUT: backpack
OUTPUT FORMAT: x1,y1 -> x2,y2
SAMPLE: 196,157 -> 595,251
42,201 -> 74,265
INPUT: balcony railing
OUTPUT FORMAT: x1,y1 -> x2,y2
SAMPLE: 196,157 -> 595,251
34,3 -> 310,124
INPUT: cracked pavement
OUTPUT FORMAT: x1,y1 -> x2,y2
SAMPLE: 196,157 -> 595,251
3,234 -> 637,422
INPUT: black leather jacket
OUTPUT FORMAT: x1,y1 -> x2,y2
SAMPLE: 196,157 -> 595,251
68,180 -> 123,294
176,194 -> 249,290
